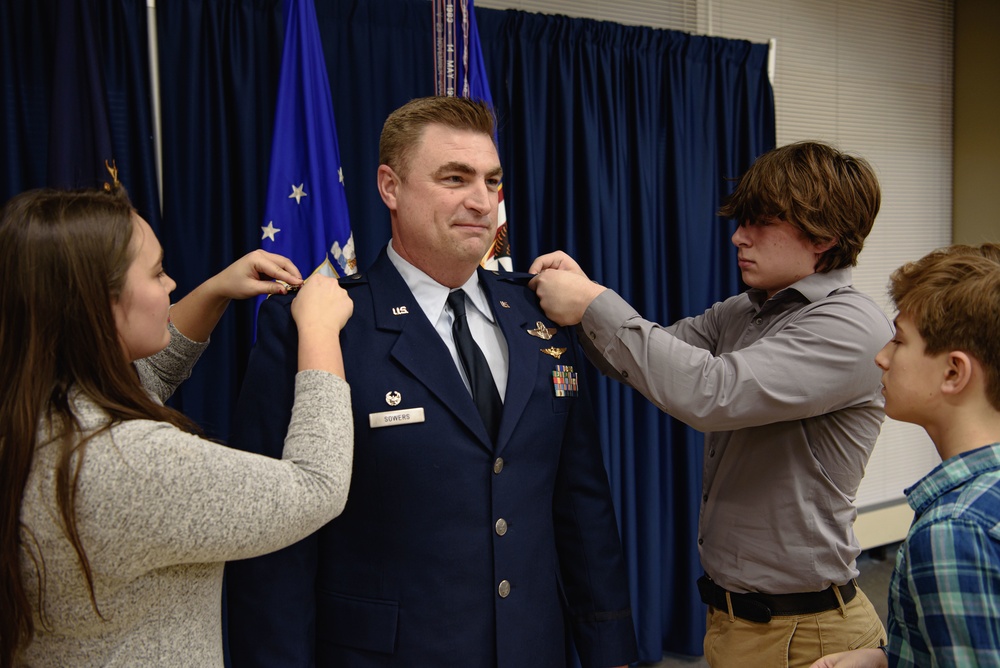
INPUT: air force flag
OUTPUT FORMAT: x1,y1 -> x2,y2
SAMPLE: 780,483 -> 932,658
259,0 -> 356,288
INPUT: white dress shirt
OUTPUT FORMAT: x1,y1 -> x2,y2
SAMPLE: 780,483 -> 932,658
387,242 -> 508,401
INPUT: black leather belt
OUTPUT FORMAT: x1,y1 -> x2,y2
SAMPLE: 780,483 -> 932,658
697,575 -> 857,623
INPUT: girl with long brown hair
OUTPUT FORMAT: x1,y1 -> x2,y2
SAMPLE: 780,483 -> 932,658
0,187 -> 354,666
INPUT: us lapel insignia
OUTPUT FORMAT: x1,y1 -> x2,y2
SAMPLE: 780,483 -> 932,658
392,306 -> 409,316
527,321 -> 556,340
552,365 -> 579,397
540,346 -> 567,359
499,300 -> 511,309
385,390 -> 402,406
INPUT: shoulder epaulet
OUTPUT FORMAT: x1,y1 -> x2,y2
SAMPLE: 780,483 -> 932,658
491,270 -> 534,285
263,290 -> 295,305
338,272 -> 368,288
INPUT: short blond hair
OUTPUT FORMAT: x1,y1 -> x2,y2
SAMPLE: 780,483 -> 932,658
379,96 -> 496,179
889,243 -> 1000,410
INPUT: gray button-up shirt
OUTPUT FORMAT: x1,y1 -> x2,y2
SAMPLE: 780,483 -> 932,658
581,268 -> 893,594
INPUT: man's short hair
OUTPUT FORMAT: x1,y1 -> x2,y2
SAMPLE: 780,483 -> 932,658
379,96 -> 497,180
889,243 -> 1000,410
718,141 -> 881,272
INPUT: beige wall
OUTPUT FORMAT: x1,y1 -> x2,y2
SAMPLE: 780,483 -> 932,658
954,0 -> 1000,243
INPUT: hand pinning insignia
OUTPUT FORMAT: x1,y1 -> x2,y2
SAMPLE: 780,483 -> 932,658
540,347 -> 567,359
527,321 -> 556,340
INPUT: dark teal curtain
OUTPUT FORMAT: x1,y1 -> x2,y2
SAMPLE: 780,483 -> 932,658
1,0 -> 773,660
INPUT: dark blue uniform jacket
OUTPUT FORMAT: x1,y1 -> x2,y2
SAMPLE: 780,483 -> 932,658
226,248 -> 637,668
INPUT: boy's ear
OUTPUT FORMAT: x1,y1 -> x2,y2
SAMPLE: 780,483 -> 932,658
813,239 -> 837,253
812,237 -> 837,254
941,350 -> 974,397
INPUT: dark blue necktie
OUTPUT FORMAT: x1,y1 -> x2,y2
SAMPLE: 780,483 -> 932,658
448,290 -> 502,442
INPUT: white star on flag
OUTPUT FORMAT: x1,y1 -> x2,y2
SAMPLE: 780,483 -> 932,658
338,167 -> 344,185
261,221 -> 281,241
289,183 -> 307,204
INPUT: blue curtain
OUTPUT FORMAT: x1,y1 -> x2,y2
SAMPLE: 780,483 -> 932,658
1,0 -> 773,659
475,11 -> 776,658
311,0 -> 434,264
154,0 -> 283,437
0,0 -> 159,227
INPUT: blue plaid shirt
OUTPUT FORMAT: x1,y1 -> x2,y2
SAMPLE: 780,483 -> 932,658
887,443 -> 1000,667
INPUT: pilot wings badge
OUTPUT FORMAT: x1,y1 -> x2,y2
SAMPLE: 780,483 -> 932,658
527,321 -> 556,340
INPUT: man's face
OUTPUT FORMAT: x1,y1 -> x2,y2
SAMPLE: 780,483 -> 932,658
380,124 -> 501,280
874,313 -> 946,425
731,216 -> 832,297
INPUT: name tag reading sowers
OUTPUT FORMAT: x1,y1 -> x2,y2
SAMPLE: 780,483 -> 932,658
369,407 -> 426,429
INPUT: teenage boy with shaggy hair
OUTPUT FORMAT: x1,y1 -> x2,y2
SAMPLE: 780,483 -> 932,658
530,141 -> 892,666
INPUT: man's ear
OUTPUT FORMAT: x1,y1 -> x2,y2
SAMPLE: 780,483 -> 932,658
377,165 -> 399,210
941,350 -> 974,397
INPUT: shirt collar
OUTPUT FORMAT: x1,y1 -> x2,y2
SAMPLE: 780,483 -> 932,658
748,267 -> 854,309
386,241 -> 495,325
905,443 -> 1000,516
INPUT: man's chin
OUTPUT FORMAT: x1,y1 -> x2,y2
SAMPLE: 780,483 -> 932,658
459,239 -> 493,262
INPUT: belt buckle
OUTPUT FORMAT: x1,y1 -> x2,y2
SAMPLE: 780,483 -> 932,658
698,576 -> 773,624
734,597 -> 772,624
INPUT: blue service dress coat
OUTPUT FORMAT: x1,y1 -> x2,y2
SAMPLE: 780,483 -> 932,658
225,248 -> 637,668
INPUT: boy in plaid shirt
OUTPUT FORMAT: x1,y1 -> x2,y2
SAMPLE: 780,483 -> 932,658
812,243 -> 1000,668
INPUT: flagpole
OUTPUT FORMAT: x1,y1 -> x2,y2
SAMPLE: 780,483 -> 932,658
147,0 -> 163,215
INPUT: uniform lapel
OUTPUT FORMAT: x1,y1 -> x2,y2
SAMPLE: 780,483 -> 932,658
478,270 -> 540,456
367,251 -> 494,450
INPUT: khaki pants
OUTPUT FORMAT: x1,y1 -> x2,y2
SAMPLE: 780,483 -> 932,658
703,586 -> 886,668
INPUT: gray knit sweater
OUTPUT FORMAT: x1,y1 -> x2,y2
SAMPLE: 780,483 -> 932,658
19,326 -> 353,666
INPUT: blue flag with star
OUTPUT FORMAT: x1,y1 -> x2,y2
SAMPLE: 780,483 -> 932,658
258,0 -> 355,324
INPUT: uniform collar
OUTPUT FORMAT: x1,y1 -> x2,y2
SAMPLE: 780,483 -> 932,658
386,241 -> 495,325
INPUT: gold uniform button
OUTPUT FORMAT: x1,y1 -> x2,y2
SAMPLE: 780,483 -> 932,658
498,579 -> 511,598
495,518 -> 508,536
493,457 -> 504,474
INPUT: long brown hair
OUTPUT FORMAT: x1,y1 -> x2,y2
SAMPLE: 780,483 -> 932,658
0,188 -> 198,666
